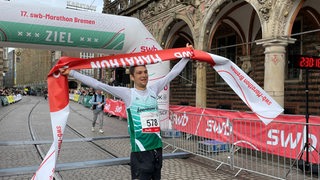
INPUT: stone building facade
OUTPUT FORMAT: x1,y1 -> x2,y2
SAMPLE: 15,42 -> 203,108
103,0 -> 320,115
8,49 -> 103,91
3,50 -> 15,88
0,47 -> 9,88
15,49 -> 52,90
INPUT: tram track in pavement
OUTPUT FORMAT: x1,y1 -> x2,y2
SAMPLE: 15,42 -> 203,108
0,98 -> 29,122
66,121 -> 121,159
27,99 -> 65,180
0,97 -> 49,178
0,97 -> 191,179
0,106 -> 15,122
0,97 -> 133,178
67,104 -> 134,159
31,98 -> 133,178
28,99 -> 45,157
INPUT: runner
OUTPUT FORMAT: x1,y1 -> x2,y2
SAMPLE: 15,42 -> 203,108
59,44 -> 192,180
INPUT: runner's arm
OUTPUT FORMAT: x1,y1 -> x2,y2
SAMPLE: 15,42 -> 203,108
70,70 -> 131,104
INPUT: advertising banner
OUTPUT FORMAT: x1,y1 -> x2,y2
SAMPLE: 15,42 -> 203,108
170,105 -> 320,163
0,96 -> 9,106
104,99 -> 127,118
97,100 -> 320,164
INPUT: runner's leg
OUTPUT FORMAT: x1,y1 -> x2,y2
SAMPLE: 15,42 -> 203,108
92,110 -> 98,127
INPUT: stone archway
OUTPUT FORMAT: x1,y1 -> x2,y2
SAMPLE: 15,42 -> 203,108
197,0 -> 264,110
159,18 -> 195,106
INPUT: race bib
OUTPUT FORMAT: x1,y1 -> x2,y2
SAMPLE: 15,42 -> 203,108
140,112 -> 160,133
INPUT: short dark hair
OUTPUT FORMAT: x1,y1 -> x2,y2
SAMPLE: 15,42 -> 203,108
129,66 -> 135,75
129,65 -> 146,75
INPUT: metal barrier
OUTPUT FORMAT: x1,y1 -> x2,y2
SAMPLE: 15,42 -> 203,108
162,111 -> 232,171
163,110 -> 320,180
231,118 -> 320,180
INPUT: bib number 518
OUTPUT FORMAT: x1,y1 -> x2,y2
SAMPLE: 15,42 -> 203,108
147,119 -> 158,127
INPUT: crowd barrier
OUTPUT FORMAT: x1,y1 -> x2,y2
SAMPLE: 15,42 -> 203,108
0,94 -> 22,107
167,106 -> 320,179
68,93 -> 320,179
69,94 -> 93,108
69,93 -> 127,118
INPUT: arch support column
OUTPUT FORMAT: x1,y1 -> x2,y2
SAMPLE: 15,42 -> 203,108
256,37 -> 295,107
196,61 -> 206,108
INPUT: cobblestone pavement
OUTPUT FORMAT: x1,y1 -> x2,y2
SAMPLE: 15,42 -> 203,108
0,96 -> 277,180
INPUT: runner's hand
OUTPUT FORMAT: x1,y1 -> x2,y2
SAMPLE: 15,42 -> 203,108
186,43 -> 193,48
59,68 -> 70,76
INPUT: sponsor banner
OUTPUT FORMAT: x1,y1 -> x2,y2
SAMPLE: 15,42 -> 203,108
0,96 -> 9,106
103,99 -> 127,118
210,54 -> 283,124
0,20 -> 125,50
14,94 -> 22,102
73,94 -> 80,102
170,105 -> 320,163
6,95 -> 15,104
48,47 -> 192,73
68,93 -> 74,101
83,95 -> 93,108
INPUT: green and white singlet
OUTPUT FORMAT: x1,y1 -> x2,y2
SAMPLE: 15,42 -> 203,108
126,88 -> 162,152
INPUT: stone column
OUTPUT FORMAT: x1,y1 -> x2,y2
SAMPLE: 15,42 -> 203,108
239,56 -> 252,74
196,61 -> 206,108
256,38 -> 295,107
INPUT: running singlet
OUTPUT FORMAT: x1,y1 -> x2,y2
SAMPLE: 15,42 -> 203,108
127,88 -> 162,152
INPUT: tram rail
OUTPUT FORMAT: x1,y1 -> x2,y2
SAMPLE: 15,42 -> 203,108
0,97 -> 191,179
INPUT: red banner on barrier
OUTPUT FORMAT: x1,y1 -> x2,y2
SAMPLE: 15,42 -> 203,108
99,100 -> 320,163
103,99 -> 127,118
169,105 -> 320,163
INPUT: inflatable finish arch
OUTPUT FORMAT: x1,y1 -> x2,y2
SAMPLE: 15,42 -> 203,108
0,1 -> 283,179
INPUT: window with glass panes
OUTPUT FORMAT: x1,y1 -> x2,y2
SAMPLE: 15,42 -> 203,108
215,35 -> 237,83
80,52 -> 95,77
179,61 -> 193,85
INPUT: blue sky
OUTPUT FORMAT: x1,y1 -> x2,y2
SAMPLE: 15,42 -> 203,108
11,0 -> 104,12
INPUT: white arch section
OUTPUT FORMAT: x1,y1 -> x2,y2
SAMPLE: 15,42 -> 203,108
0,0 -> 171,123
0,1 -> 161,53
